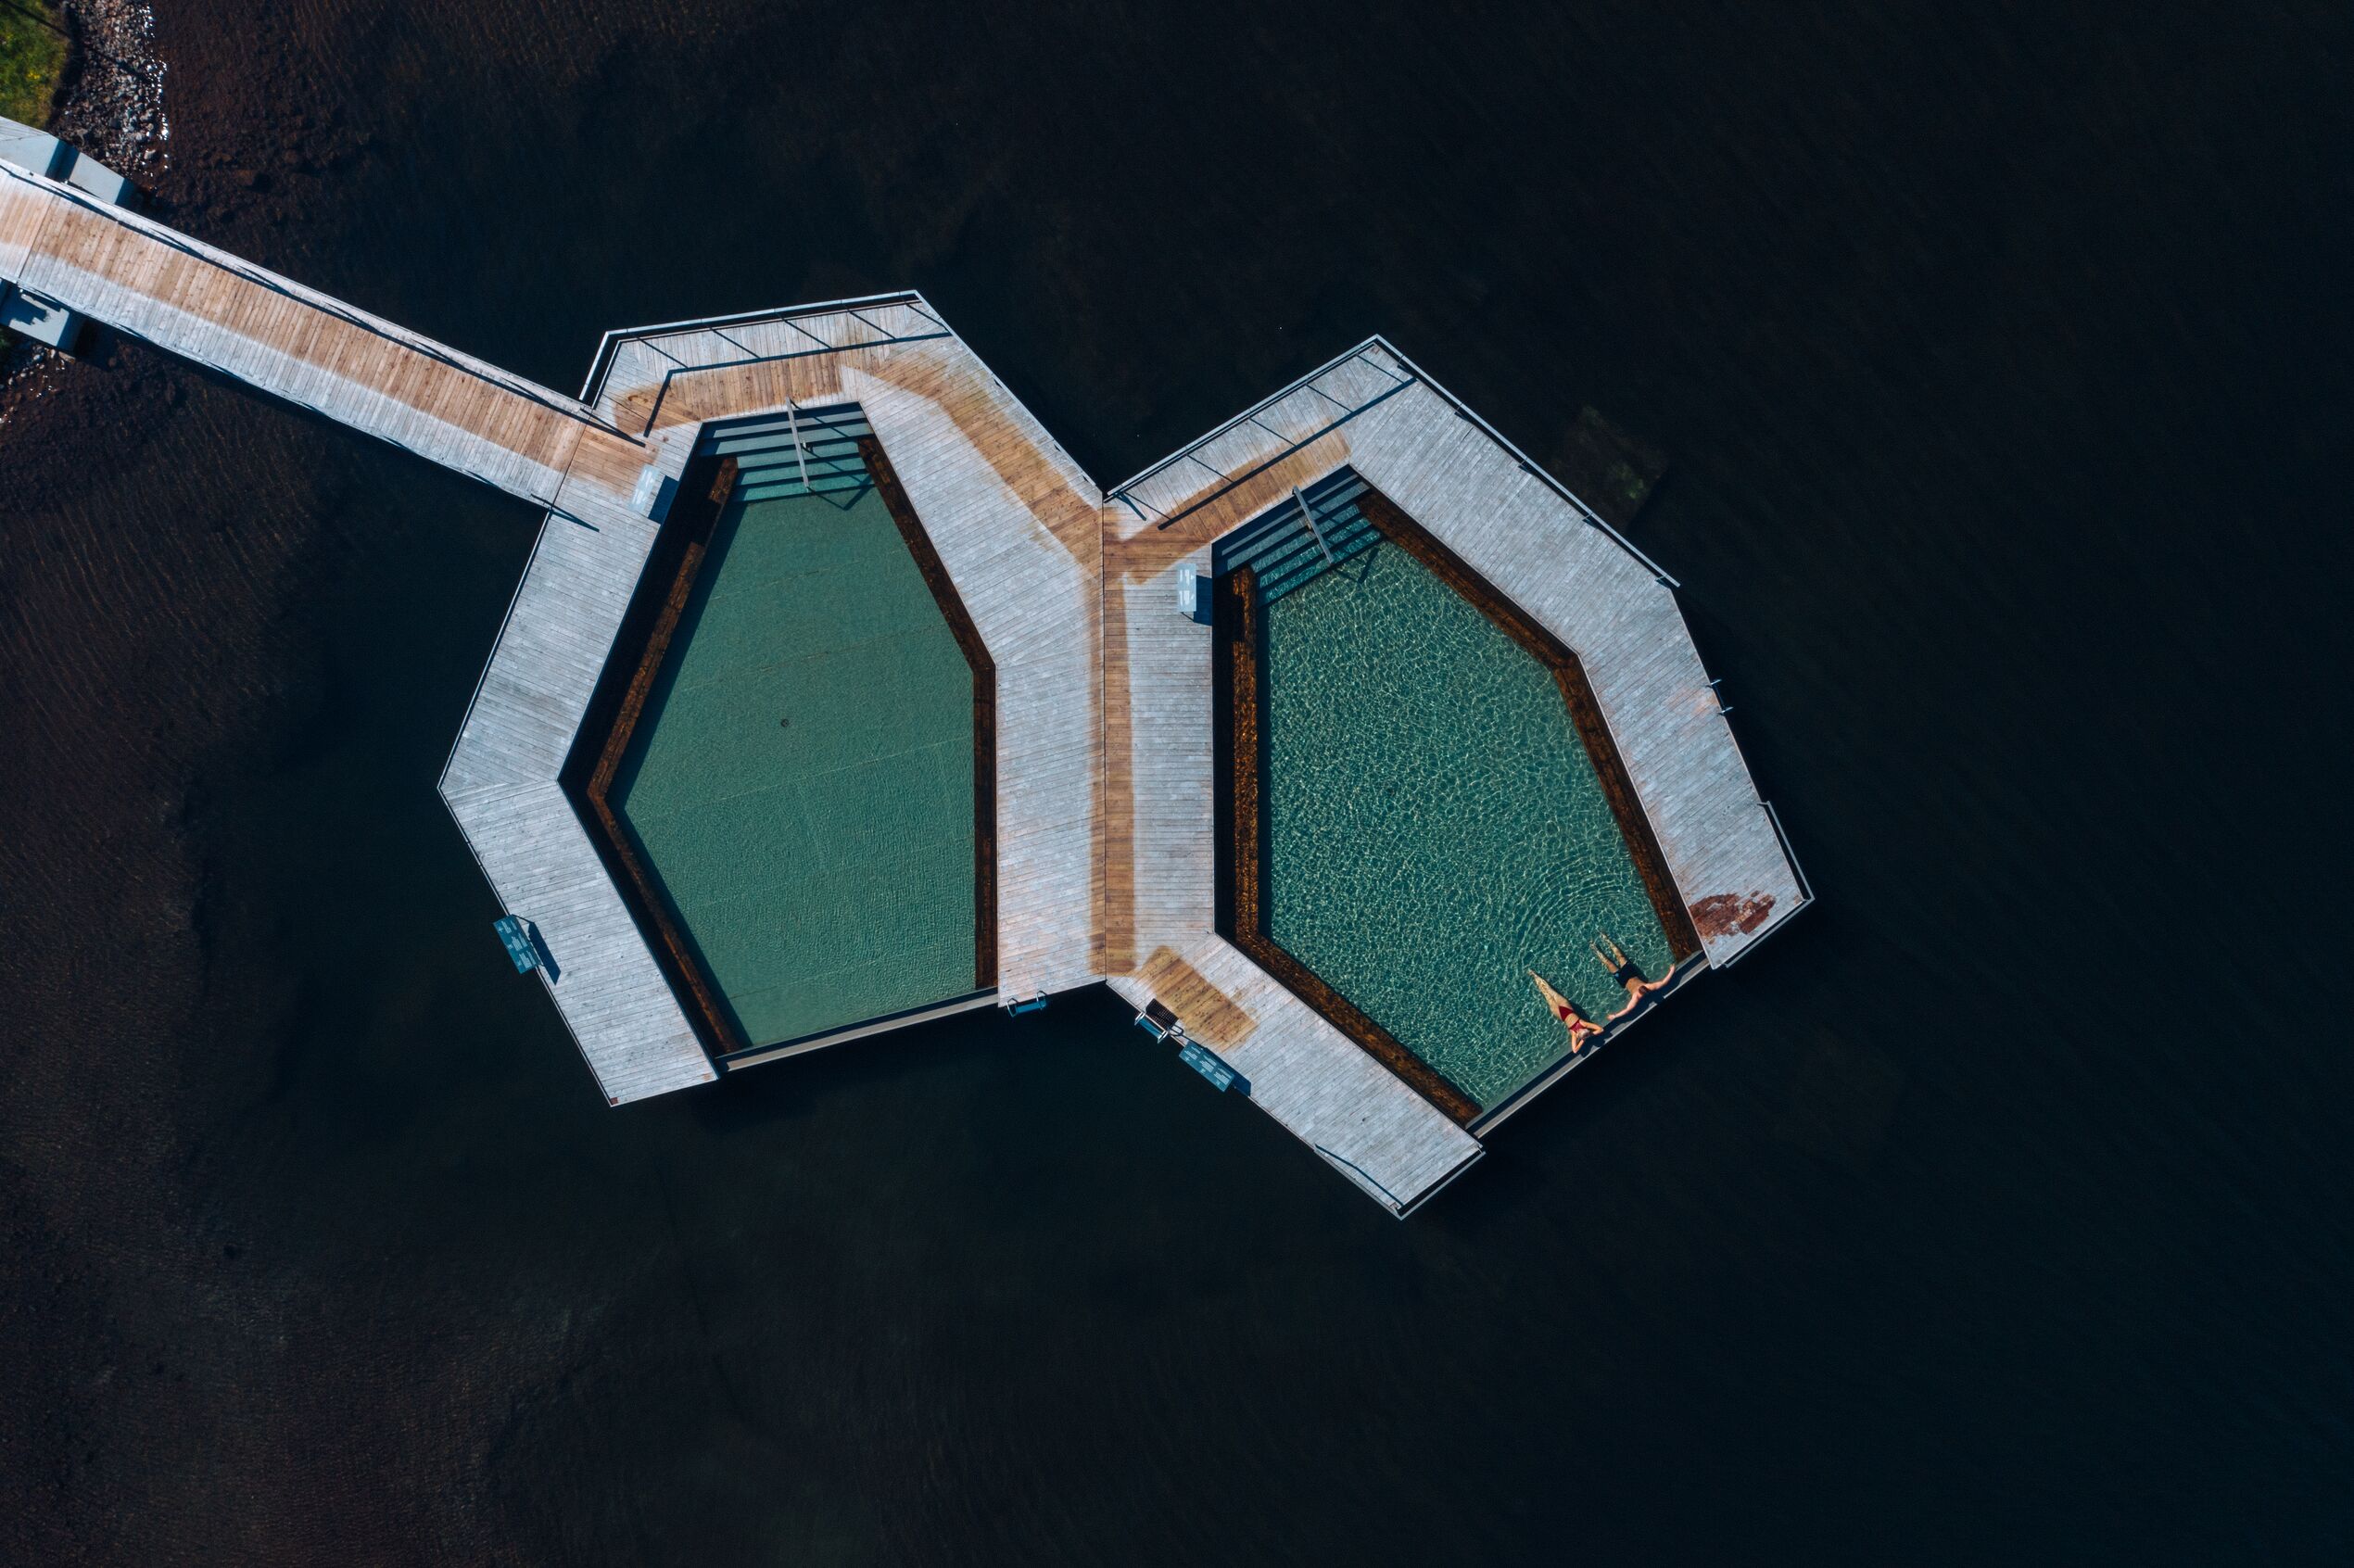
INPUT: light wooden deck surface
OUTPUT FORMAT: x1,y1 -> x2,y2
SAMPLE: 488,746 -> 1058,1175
7,150 -> 1805,1206
576,318 -> 1107,1001
0,162 -> 644,504
439,486 -> 719,1103
447,779 -> 717,1104
1093,342 -> 1806,1194
1104,345 -> 1805,972
1107,942 -> 1482,1212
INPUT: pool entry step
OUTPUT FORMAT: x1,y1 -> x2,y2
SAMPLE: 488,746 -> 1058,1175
1213,469 -> 1381,602
701,404 -> 875,503
0,120 -> 1806,1212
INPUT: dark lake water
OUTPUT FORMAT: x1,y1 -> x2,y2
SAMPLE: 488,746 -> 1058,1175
3,1 -> 2349,1562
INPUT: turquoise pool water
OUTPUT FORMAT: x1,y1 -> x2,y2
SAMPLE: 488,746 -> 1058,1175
609,479 -> 978,1048
1260,540 -> 1676,1109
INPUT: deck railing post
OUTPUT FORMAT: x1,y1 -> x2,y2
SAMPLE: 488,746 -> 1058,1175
783,398 -> 811,493
1292,485 -> 1335,565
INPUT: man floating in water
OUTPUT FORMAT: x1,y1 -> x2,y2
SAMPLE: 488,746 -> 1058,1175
1529,970 -> 1602,1052
1532,933 -> 1677,1051
1592,932 -> 1674,1021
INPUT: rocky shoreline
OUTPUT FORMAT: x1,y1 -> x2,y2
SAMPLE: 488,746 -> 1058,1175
0,0 -> 167,422
49,0 -> 168,171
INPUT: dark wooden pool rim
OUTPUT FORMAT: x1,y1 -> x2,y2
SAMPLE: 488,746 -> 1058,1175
1212,478 -> 1704,1124
863,434 -> 999,993
560,430 -> 999,1062
0,159 -> 1805,1200
1350,487 -> 1702,966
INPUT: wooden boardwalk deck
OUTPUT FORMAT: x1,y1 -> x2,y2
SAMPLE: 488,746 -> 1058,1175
576,304 -> 1107,1005
1103,341 -> 1807,970
439,487 -> 720,1103
438,300 -> 1109,1101
0,161 -> 646,503
7,156 -> 1808,1207
1098,341 -> 1811,1174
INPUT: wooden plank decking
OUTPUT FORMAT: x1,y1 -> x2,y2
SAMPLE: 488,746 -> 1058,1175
0,161 -> 644,504
1096,342 -> 1809,1186
1102,343 -> 1807,969
9,152 -> 1807,1208
441,310 -> 1110,1101
572,317 -> 1107,1005
437,487 -> 720,1103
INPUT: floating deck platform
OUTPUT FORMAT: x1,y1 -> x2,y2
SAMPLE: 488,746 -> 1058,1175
0,141 -> 1811,1214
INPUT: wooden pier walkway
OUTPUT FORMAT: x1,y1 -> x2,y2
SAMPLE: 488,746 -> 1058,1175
2,154 -> 1808,1212
0,160 -> 649,504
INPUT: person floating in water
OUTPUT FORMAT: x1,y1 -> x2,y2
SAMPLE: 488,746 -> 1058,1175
1529,970 -> 1602,1052
1592,932 -> 1674,1021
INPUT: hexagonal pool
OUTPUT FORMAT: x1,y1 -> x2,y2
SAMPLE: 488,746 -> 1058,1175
1220,474 -> 1697,1116
593,418 -> 990,1053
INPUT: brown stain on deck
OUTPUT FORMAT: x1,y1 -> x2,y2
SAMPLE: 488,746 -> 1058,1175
1134,946 -> 1255,1049
1350,486 -> 1704,964
1691,891 -> 1777,939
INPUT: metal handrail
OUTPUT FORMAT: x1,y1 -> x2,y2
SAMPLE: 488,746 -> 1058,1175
613,323 -> 955,438
0,160 -> 638,442
1292,485 -> 1335,564
1366,335 -> 1682,588
1313,1143 -> 1406,1210
577,290 -> 942,398
1107,337 -> 1411,500
1132,388 -> 1416,531
1108,342 -> 1414,531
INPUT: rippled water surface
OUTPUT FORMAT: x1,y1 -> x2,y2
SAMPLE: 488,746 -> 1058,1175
1,1 -> 2348,1562
1264,542 -> 1670,1106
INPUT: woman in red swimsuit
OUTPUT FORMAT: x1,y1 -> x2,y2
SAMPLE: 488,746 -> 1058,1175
1529,970 -> 1603,1052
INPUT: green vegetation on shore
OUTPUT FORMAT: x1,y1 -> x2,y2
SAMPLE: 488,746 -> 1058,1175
0,0 -> 68,128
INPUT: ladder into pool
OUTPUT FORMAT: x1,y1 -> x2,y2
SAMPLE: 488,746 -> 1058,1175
1212,469 -> 1383,603
700,404 -> 876,503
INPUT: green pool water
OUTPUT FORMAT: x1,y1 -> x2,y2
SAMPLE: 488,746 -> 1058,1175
1260,541 -> 1675,1110
609,481 -> 978,1048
